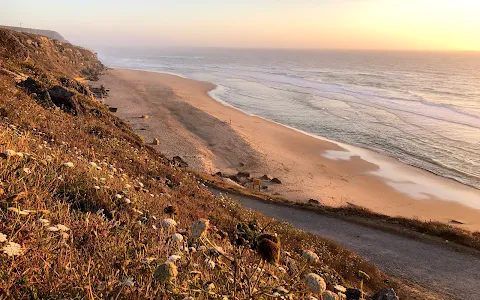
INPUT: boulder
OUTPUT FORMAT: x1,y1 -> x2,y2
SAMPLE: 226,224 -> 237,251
346,288 -> 361,300
370,289 -> 399,300
59,77 -> 91,96
152,138 -> 160,145
47,85 -> 80,115
172,156 -> 188,168
228,175 -> 240,182
237,172 -> 250,178
17,77 -> 55,108
270,177 -> 282,184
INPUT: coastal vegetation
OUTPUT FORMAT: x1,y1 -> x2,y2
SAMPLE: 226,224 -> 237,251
0,27 -> 466,299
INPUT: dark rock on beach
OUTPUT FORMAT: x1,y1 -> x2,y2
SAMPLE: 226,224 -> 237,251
172,155 -> 188,168
270,177 -> 282,184
237,171 -> 250,178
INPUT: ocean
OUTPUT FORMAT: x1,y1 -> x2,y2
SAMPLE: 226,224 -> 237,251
98,48 -> 480,190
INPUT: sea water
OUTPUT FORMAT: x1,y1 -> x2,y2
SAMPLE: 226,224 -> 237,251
99,48 -> 480,190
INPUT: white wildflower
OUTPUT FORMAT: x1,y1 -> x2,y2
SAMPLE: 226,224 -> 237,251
99,177 -> 106,182
304,273 -> 326,294
88,162 -> 97,168
124,184 -> 131,189
161,218 -> 177,229
0,232 -> 6,243
122,278 -> 135,287
114,194 -> 123,199
302,250 -> 319,263
334,285 -> 347,293
274,286 -> 289,295
2,241 -> 24,257
22,168 -> 31,174
278,266 -> 287,274
47,226 -> 60,232
135,181 -> 144,188
204,258 -> 215,270
191,219 -> 209,239
172,233 -> 183,242
93,185 -> 100,190
62,162 -> 74,168
124,198 -> 131,204
152,225 -> 158,230
183,297 -> 194,300
2,149 -> 17,158
167,255 -> 181,263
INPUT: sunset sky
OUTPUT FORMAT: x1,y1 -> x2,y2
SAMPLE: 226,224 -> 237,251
3,0 -> 480,51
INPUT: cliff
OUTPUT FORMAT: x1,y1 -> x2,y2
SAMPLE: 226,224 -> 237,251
0,28 -> 408,299
0,25 -> 68,42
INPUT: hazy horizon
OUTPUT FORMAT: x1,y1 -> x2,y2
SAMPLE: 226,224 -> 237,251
3,0 -> 480,51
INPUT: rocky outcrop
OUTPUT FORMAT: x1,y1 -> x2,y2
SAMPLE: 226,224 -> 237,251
47,86 -> 80,115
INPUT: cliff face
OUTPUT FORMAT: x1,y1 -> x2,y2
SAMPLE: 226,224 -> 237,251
0,29 -> 399,299
0,25 -> 68,42
0,28 -> 105,116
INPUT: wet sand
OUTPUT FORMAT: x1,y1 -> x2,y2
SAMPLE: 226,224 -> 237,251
97,68 -> 480,231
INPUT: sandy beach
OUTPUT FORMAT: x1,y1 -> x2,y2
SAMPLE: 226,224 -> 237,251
97,68 -> 480,231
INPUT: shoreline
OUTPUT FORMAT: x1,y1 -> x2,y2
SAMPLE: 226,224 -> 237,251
96,68 -> 480,231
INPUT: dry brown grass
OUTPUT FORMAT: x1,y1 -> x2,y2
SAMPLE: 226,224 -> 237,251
0,28 -> 429,299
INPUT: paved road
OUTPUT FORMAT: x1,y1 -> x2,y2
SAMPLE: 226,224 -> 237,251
211,189 -> 480,300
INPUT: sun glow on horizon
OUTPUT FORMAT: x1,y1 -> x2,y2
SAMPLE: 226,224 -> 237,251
2,0 -> 480,51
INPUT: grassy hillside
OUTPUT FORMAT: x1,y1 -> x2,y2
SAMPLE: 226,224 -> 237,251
0,28 -> 419,299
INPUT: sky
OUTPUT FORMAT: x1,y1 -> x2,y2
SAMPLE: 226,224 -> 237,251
2,0 -> 480,51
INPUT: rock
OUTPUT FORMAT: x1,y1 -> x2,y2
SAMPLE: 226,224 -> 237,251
141,115 -> 149,119
449,219 -> 464,225
370,289 -> 399,300
260,174 -> 271,180
308,199 -> 320,205
48,85 -> 80,115
260,185 -> 268,190
270,177 -> 282,184
172,156 -> 188,168
108,107 -> 118,112
239,162 -> 245,167
214,172 -> 223,177
237,172 -> 250,178
228,175 -> 240,182
152,138 -> 160,145
59,77 -> 91,96
346,288 -> 361,300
